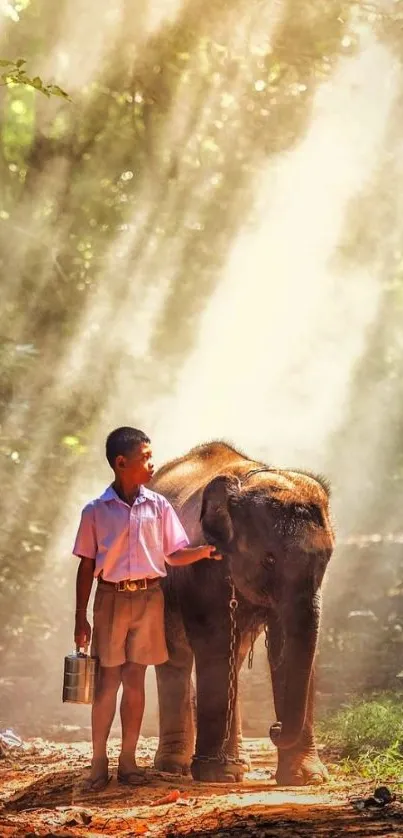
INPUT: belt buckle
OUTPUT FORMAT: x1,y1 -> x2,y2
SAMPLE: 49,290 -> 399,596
126,580 -> 139,592
117,580 -> 133,592
137,579 -> 147,591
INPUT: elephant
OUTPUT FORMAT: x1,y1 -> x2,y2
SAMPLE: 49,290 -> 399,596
151,441 -> 334,785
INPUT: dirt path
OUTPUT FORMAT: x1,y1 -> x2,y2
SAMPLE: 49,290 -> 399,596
0,737 -> 402,837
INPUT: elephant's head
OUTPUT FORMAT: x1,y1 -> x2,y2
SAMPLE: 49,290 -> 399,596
199,470 -> 334,749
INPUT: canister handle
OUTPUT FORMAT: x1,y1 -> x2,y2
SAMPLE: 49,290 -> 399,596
75,643 -> 89,656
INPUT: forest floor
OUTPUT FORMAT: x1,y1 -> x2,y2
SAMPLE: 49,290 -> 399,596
0,735 -> 402,838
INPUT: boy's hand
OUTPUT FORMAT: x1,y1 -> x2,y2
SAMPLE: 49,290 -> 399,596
201,545 -> 223,561
74,613 -> 91,649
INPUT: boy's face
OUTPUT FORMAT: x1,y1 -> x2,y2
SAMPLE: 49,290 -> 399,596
115,442 -> 154,484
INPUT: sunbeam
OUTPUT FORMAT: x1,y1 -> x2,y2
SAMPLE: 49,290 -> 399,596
153,28 -> 398,469
1,1 -> 403,762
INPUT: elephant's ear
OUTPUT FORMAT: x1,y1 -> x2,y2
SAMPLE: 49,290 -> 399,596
200,475 -> 241,550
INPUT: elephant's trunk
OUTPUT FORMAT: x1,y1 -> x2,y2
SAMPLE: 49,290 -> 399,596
270,591 -> 321,750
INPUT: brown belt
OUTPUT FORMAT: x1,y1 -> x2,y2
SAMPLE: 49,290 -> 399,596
98,576 -> 160,593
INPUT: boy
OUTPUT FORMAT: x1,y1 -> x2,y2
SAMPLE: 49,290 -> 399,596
73,426 -> 221,790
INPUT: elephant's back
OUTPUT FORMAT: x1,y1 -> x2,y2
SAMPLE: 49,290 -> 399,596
151,441 -> 332,551
151,441 -> 330,509
150,442 -> 251,541
151,442 -> 244,501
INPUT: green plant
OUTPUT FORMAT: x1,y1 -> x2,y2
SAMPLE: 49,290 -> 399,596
318,694 -> 403,783
0,58 -> 70,98
319,693 -> 403,757
339,742 -> 403,783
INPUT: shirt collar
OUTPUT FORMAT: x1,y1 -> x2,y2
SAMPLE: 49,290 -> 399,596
98,484 -> 156,504
140,485 -> 156,500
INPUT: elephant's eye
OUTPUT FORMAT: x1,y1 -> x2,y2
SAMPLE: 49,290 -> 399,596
264,552 -> 276,567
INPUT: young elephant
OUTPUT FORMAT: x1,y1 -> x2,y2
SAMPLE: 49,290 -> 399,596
152,442 -> 334,785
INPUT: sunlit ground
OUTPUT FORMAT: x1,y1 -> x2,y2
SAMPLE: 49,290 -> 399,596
1,735 -> 402,838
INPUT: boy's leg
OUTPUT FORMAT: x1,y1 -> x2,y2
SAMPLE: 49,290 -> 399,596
118,662 -> 147,776
89,585 -> 132,785
90,664 -> 122,783
117,586 -> 167,781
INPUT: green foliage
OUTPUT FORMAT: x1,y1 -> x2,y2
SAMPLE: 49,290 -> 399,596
0,58 -> 70,99
319,693 -> 403,758
319,694 -> 403,783
339,742 -> 403,783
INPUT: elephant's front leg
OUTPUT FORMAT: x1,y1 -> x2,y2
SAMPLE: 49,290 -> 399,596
154,602 -> 195,775
190,625 -> 246,783
267,612 -> 328,786
275,673 -> 329,786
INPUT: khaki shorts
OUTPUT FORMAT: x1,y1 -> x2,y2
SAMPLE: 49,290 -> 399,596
91,582 -> 168,667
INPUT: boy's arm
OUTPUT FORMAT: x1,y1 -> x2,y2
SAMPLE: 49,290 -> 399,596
166,544 -> 222,566
73,504 -> 97,648
74,557 -> 95,648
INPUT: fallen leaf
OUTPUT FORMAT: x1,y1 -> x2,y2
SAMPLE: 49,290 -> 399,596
151,788 -> 181,806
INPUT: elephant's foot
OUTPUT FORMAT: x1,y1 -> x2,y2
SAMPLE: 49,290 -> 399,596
191,756 -> 249,783
154,752 -> 191,776
276,748 -> 329,786
238,751 -> 252,772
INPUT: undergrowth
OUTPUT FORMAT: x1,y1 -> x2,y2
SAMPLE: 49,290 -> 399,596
318,693 -> 403,784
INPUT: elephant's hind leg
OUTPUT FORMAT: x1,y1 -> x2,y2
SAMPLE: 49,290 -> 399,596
154,602 -> 194,775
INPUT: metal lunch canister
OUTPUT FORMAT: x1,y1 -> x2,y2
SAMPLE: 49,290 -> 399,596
62,645 -> 99,705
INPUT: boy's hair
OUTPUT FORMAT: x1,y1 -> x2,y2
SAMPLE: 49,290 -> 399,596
106,427 -> 150,468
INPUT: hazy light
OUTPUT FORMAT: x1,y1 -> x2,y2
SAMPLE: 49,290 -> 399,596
144,0 -> 184,36
1,1 -> 402,737
152,30 -> 398,470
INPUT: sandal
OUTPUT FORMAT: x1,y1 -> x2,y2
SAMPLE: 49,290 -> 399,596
82,773 -> 112,792
117,768 -> 150,786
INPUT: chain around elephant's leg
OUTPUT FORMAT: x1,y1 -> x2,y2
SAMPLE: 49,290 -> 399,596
221,628 -> 260,772
190,614 -> 249,784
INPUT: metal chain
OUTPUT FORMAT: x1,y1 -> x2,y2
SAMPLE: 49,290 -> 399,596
248,621 -> 260,670
193,577 -> 246,767
216,575 -> 238,762
192,752 -> 245,765
194,467 -> 275,766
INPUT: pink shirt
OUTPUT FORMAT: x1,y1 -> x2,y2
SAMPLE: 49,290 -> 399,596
73,485 -> 189,582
